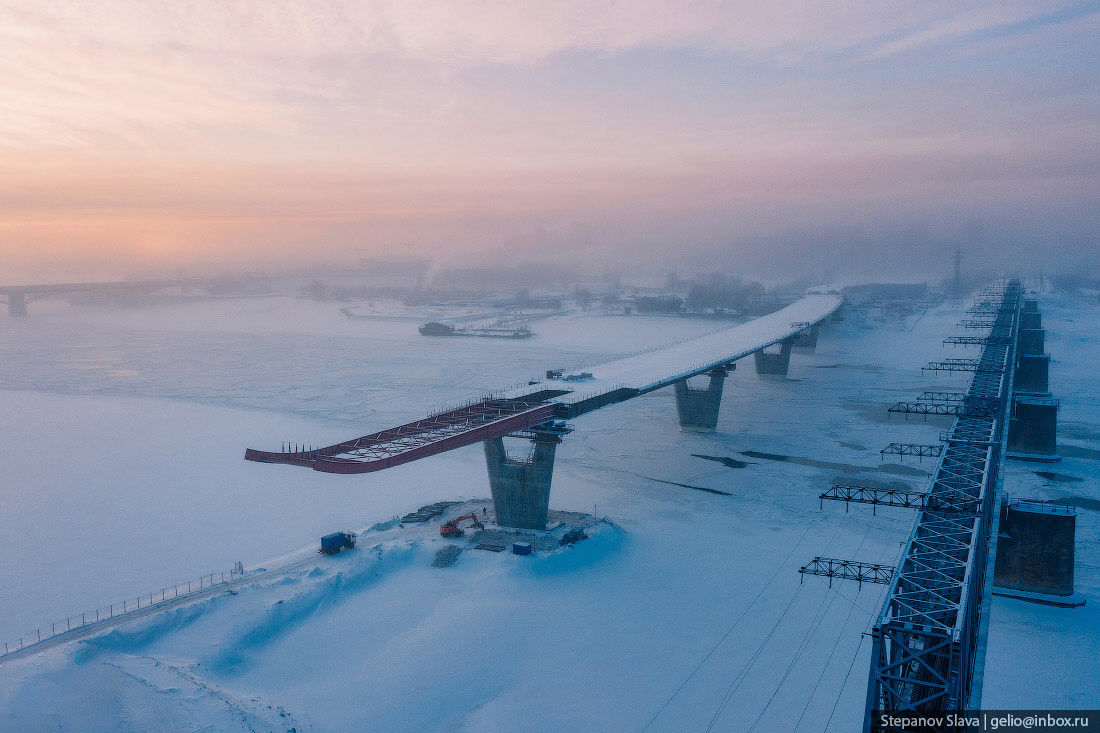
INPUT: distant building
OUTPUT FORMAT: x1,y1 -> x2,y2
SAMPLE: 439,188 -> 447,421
842,283 -> 927,303
632,295 -> 684,314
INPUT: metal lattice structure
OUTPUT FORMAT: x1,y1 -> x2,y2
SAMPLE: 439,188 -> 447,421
943,335 -> 1010,347
800,557 -> 895,589
922,358 -> 1001,373
820,485 -> 929,513
881,443 -> 944,459
864,281 -> 1021,730
245,398 -> 559,473
888,401 -> 996,419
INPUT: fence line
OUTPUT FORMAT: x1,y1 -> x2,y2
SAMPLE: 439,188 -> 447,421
1,565 -> 245,658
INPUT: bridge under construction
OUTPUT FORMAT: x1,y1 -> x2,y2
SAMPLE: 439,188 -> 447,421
246,294 -> 842,529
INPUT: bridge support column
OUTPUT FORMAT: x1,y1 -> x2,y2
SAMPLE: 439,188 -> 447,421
789,322 -> 821,350
1007,396 -> 1059,461
1018,327 -> 1045,355
994,499 -> 1083,606
484,430 -> 563,530
1020,310 -> 1042,330
754,340 -> 793,377
7,292 -> 27,317
1015,353 -> 1050,395
674,365 -> 729,433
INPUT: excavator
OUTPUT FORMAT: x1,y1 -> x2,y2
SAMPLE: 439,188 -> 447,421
439,513 -> 485,538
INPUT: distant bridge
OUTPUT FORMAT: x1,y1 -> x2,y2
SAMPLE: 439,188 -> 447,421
0,278 -> 236,317
247,294 -> 843,529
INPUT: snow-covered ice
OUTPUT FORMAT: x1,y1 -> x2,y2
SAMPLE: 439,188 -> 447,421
0,291 -> 1096,730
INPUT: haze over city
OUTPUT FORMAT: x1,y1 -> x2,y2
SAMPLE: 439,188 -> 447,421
2,1 -> 1098,282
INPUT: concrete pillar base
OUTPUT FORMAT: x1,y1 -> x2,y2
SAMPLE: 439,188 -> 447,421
1014,353 -> 1050,395
992,586 -> 1085,607
674,366 -> 729,433
994,499 -> 1080,604
1020,311 -> 1042,330
789,322 -> 821,350
754,340 -> 792,377
1018,327 -> 1045,356
1007,396 -> 1059,460
484,433 -> 559,530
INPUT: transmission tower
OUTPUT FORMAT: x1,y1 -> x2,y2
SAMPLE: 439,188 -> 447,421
953,247 -> 962,300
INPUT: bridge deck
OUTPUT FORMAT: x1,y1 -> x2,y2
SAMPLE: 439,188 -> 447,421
246,294 -> 842,473
509,294 -> 842,404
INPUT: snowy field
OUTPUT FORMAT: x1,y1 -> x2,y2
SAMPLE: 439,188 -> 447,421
0,291 -> 1097,730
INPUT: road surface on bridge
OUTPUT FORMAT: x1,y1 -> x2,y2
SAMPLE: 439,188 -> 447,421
513,293 -> 842,403
246,293 -> 842,474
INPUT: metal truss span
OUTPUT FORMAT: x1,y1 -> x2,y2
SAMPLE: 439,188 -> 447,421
245,398 -> 559,474
800,557 -> 895,588
865,280 -> 1021,730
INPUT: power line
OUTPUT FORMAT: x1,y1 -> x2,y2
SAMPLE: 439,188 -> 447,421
747,584 -> 842,731
641,519 -> 820,730
753,512 -> 877,731
704,582 -> 808,731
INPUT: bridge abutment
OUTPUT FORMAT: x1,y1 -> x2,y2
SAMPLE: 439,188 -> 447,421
7,292 -> 27,317
674,365 -> 729,433
484,429 -> 564,530
754,339 -> 793,377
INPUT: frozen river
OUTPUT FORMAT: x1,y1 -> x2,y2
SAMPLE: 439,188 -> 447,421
1,292 -> 1098,730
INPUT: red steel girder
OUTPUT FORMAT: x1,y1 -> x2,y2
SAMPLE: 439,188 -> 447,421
245,399 -> 558,474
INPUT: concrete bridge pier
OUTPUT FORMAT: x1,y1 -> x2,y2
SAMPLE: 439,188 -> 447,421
754,339 -> 793,377
484,429 -> 564,530
1018,327 -> 1045,355
674,365 -> 730,433
1007,396 -> 1059,461
1015,353 -> 1050,395
994,498 -> 1083,606
789,322 -> 821,350
7,292 -> 27,317
1020,310 -> 1042,330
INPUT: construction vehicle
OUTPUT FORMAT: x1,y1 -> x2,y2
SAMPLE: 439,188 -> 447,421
320,531 -> 357,554
439,513 -> 484,538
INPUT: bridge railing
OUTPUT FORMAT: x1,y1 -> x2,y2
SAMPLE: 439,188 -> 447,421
0,565 -> 245,659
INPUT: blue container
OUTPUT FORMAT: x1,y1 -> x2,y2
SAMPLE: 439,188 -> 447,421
512,542 -> 532,556
321,532 -> 346,554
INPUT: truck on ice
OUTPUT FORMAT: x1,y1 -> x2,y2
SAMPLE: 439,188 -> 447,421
320,531 -> 357,554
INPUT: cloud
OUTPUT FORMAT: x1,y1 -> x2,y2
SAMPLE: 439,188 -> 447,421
0,1 -> 1096,280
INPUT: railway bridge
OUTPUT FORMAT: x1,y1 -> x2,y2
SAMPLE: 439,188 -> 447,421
861,280 -> 1059,730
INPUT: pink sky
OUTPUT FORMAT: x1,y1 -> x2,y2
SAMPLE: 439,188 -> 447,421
1,1 -> 1097,280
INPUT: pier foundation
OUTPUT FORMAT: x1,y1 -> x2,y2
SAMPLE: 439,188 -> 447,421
754,340 -> 793,377
1007,396 -> 1059,461
674,365 -> 729,433
1018,327 -> 1045,355
789,322 -> 821,350
1015,353 -> 1050,395
994,499 -> 1083,606
484,430 -> 562,530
